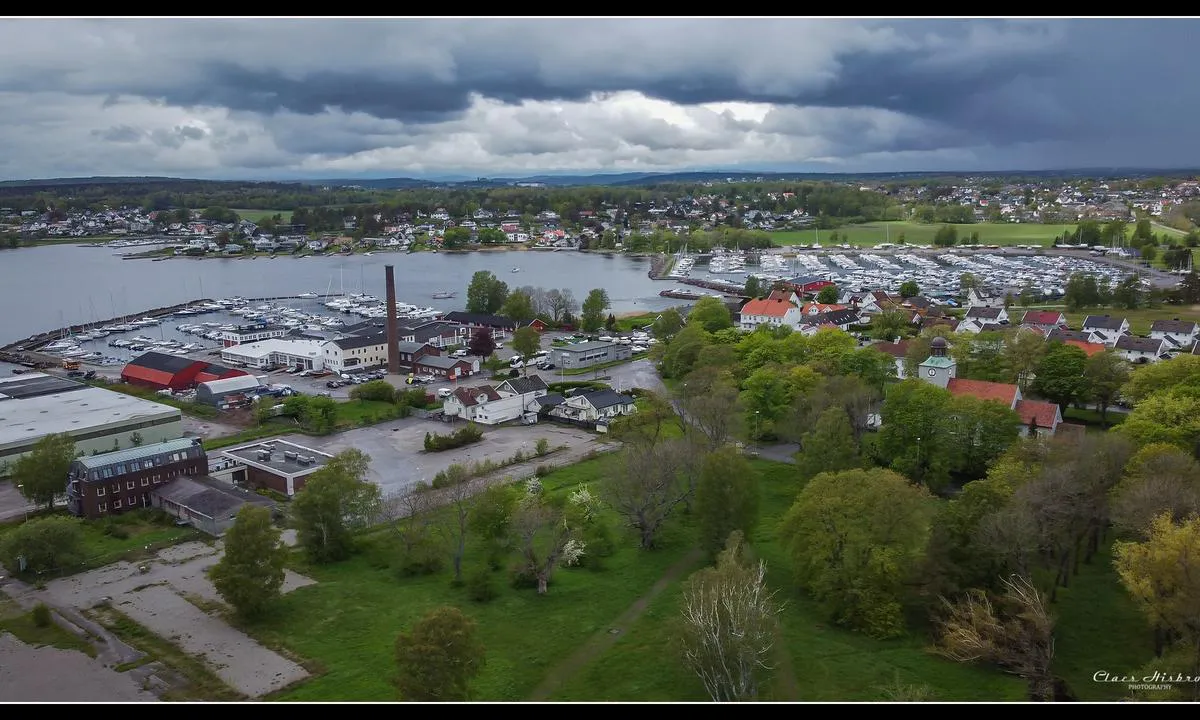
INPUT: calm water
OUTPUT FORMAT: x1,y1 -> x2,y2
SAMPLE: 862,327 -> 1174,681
0,245 -> 696,345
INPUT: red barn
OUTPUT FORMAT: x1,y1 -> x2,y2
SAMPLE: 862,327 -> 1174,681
121,351 -> 247,392
527,318 -> 548,332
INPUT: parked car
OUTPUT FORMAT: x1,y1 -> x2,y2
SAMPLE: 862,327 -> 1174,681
538,362 -> 555,370
437,387 -> 454,398
326,380 -> 342,388
452,349 -> 469,358
67,370 -> 85,378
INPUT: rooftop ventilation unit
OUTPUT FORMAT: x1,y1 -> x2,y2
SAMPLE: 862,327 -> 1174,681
257,450 -> 272,461
283,451 -> 298,461
297,455 -> 313,465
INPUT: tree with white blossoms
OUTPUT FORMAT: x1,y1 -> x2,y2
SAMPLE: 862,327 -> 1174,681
677,530 -> 782,702
511,480 -> 587,595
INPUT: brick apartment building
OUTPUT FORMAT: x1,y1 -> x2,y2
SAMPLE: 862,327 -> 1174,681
66,437 -> 207,519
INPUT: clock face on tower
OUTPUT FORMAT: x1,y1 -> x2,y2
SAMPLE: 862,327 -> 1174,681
928,369 -> 936,377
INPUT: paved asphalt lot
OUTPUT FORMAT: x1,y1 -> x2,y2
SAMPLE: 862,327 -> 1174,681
280,420 -> 603,496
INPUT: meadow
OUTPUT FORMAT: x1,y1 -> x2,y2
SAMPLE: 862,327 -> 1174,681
231,208 -> 294,224
226,453 -> 1154,702
770,222 -> 1077,248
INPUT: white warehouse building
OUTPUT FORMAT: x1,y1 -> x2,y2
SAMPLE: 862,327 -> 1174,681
220,338 -> 328,371
0,373 -> 183,475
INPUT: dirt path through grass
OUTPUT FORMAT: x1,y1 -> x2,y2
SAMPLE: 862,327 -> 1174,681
528,546 -> 706,701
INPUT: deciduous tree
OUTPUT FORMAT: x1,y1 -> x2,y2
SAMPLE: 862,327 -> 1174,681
1121,354 -> 1200,405
580,288 -> 611,332
1031,343 -> 1090,411
0,515 -> 85,574
291,449 -> 381,563
779,468 -> 934,638
499,290 -> 535,325
816,285 -> 839,304
676,365 -> 742,450
1116,390 -> 1200,450
695,447 -> 758,560
467,326 -> 496,358
511,326 -> 541,375
1084,351 -> 1130,425
1110,443 -> 1200,538
394,606 -> 486,701
677,531 -> 781,702
795,406 -> 860,481
511,483 -> 586,594
603,439 -> 691,549
651,307 -> 684,339
209,505 -> 287,621
688,295 -> 734,333
12,432 -> 75,510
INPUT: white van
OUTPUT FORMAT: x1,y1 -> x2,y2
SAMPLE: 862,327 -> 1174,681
437,387 -> 454,399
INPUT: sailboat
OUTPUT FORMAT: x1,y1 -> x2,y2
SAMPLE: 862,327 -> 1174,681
431,290 -> 457,299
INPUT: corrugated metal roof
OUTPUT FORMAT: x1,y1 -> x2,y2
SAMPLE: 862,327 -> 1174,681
76,437 -> 200,469
198,375 -> 261,392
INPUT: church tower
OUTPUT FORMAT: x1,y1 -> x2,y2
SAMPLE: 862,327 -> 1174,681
918,336 -> 956,389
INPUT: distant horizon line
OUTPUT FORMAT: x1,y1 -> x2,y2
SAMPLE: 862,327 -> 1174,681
4,166 -> 1200,185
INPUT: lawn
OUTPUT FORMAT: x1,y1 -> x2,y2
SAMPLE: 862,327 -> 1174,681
770,222 -> 1076,248
1050,538 -> 1156,701
1060,305 -> 1200,336
333,399 -> 407,428
231,208 -> 294,224
243,456 -> 1033,702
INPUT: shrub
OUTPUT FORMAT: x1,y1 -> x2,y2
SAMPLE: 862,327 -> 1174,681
535,438 -> 550,456
350,380 -> 395,404
509,561 -> 539,590
466,567 -> 498,603
424,423 -> 484,452
535,464 -> 552,477
511,450 -> 525,463
102,521 -> 130,540
31,602 -> 53,628
395,542 -> 445,578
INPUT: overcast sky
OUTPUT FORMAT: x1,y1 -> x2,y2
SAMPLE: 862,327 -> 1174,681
1,18 -> 1196,181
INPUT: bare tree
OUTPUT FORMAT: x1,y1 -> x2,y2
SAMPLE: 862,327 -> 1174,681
1111,444 -> 1200,538
678,531 -> 782,702
604,439 -> 692,549
545,288 -> 577,323
383,486 -> 440,556
935,575 -> 1057,701
975,504 -> 1040,580
511,481 -> 585,594
518,285 -> 548,318
676,366 -> 743,451
438,464 -> 472,582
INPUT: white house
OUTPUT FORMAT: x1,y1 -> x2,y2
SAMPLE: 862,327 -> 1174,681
958,306 -> 1009,334
966,288 -> 1006,309
1082,315 -> 1130,347
738,297 -> 804,332
547,389 -> 637,424
871,339 -> 910,379
1115,335 -> 1166,364
1150,319 -> 1200,350
442,375 -> 548,425
322,333 -> 389,372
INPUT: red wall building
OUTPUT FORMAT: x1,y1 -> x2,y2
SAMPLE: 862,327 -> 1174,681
121,351 -> 247,391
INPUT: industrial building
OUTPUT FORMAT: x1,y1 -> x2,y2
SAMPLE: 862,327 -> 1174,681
548,341 -> 632,370
219,338 -> 327,371
221,440 -> 334,497
120,351 -> 248,391
195,375 -> 263,406
0,373 -> 183,475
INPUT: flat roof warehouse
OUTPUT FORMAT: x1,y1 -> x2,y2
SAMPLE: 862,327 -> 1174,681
0,373 -> 181,462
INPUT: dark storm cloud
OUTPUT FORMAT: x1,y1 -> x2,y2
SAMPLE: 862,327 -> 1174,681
148,125 -> 206,149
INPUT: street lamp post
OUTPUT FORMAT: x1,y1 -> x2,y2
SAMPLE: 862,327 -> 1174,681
915,436 -> 922,481
754,410 -> 761,446
15,484 -> 28,522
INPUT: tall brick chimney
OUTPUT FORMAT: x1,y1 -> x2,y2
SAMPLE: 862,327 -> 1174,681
385,264 -> 400,375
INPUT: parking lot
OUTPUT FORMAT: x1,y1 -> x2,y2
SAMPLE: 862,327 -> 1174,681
278,419 -> 607,497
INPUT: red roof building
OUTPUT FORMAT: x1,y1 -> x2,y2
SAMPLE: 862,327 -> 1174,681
1064,339 -> 1107,357
121,351 -> 247,392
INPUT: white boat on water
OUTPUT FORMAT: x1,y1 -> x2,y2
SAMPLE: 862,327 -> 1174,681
511,267 -> 520,273
297,292 -> 319,299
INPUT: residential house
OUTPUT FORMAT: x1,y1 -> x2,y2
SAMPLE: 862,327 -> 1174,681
1046,328 -> 1104,345
800,301 -> 846,317
396,320 -> 469,349
1115,335 -> 1166,364
739,296 -> 803,332
782,275 -> 836,295
1150,319 -> 1200,351
443,311 -> 518,339
917,337 -> 1061,436
443,376 -> 547,425
1019,310 -> 1067,333
958,306 -> 1009,334
545,389 -> 637,426
872,339 -> 910,379
807,307 -> 861,332
1063,339 -> 1108,357
1081,315 -> 1130,347
966,288 -> 1005,309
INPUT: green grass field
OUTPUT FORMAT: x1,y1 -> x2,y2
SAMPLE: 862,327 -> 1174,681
770,222 -> 1077,248
245,457 -> 1040,702
231,209 -> 294,224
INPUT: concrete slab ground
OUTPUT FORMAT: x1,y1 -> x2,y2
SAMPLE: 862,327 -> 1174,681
20,538 -> 314,699
280,421 -> 605,496
0,633 -> 159,702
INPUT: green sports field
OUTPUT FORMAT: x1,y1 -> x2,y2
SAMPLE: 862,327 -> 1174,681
770,222 -> 1077,248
